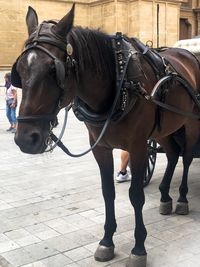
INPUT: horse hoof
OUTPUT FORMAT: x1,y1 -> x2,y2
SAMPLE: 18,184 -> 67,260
159,200 -> 172,215
94,244 -> 114,262
175,202 -> 189,215
126,253 -> 147,267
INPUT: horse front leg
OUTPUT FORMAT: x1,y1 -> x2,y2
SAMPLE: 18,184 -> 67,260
91,142 -> 116,262
127,141 -> 148,267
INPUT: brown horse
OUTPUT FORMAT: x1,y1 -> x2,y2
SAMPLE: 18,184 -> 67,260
12,5 -> 200,267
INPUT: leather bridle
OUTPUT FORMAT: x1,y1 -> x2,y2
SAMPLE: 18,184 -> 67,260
11,21 -> 75,124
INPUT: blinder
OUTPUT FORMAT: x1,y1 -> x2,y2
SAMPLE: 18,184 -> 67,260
11,20 -> 69,90
11,61 -> 22,88
10,21 -> 74,124
11,48 -> 66,90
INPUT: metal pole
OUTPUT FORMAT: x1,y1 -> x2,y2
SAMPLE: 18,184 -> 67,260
157,4 -> 160,48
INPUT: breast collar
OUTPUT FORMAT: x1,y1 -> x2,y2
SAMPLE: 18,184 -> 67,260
72,32 -> 141,126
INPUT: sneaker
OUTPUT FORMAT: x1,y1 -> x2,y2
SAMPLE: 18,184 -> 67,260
11,128 -> 16,133
116,171 -> 130,183
6,127 -> 13,132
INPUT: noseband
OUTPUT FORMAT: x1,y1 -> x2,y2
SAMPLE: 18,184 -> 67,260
11,21 -> 75,124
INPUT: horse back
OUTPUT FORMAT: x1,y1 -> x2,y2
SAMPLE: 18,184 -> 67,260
160,48 -> 200,91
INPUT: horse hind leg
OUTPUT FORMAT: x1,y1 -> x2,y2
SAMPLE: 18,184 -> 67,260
158,136 -> 180,215
175,123 -> 200,215
175,153 -> 191,215
90,142 -> 116,262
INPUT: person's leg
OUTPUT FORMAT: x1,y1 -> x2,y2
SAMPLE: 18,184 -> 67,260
116,150 -> 130,182
119,150 -> 129,172
10,107 -> 17,133
6,103 -> 13,131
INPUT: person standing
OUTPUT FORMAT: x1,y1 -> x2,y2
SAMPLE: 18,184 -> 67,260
4,72 -> 17,133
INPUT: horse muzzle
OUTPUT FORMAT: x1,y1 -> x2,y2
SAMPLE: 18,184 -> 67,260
15,124 -> 48,154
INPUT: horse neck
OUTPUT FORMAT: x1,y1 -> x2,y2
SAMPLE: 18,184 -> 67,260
68,28 -> 115,113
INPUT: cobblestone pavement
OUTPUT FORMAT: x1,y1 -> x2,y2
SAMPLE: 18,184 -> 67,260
0,71 -> 200,267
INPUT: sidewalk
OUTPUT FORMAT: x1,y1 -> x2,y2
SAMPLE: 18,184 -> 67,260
0,71 -> 200,267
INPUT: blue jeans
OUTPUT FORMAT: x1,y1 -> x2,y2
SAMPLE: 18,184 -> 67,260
6,99 -> 17,125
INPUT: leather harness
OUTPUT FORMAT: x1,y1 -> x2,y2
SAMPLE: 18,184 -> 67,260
72,32 -> 143,126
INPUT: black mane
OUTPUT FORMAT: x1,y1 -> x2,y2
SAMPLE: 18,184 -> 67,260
68,27 -> 115,78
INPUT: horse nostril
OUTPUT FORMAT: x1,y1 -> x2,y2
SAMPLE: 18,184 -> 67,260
30,132 -> 41,146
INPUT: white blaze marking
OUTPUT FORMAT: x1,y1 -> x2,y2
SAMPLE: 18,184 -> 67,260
27,52 -> 37,66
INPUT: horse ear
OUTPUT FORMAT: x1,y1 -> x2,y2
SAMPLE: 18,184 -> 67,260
26,6 -> 38,36
54,3 -> 75,37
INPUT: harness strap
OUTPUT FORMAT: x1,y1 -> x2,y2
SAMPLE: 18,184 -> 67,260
72,34 -> 140,126
149,73 -> 200,121
151,98 -> 200,120
17,114 -> 56,122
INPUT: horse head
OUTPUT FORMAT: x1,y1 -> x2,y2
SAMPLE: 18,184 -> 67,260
13,5 -> 76,154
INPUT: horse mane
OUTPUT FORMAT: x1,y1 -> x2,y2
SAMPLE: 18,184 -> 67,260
68,27 -> 115,78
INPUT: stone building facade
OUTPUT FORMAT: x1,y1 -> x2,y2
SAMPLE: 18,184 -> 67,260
180,0 -> 200,38
0,0 -> 199,69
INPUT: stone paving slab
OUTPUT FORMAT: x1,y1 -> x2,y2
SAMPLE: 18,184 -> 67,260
0,71 -> 200,266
